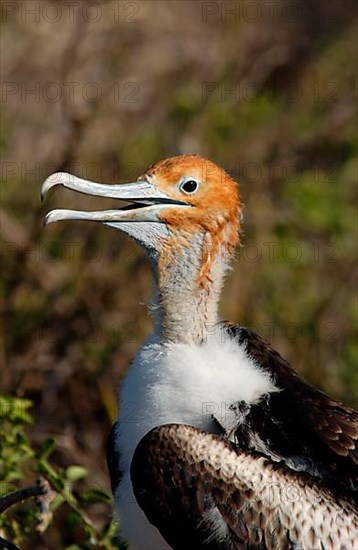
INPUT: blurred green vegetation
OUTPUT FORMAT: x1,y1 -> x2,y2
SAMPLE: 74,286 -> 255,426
1,0 -> 357,547
0,395 -> 123,549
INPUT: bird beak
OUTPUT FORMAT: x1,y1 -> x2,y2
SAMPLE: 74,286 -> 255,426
41,172 -> 189,225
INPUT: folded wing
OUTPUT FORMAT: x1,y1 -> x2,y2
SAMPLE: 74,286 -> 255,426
131,424 -> 357,550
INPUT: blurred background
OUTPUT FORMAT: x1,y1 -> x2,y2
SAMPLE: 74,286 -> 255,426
1,0 -> 357,547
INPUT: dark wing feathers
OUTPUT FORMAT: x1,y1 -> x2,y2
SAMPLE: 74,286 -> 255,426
223,324 -> 358,495
131,424 -> 358,550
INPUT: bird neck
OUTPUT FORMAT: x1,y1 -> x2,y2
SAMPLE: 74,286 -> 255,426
150,232 -> 231,344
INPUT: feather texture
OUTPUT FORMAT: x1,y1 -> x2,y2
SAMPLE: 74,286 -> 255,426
131,424 -> 358,550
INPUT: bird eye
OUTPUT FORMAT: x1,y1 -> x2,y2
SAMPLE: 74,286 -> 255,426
180,179 -> 199,194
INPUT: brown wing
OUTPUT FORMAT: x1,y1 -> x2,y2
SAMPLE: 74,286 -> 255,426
131,424 -> 358,550
223,324 -> 358,496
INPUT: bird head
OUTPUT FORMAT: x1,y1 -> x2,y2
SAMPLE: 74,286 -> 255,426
42,155 -> 241,285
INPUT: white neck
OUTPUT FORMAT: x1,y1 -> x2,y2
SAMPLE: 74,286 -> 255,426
150,233 -> 230,343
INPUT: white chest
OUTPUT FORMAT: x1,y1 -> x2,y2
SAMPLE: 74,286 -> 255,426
114,331 -> 277,549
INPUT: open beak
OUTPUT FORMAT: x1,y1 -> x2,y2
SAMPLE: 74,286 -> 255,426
41,172 -> 189,225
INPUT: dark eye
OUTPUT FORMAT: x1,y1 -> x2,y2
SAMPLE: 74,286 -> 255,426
180,179 -> 199,194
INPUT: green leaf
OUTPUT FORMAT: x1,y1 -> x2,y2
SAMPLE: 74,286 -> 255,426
82,487 -> 111,504
65,465 -> 88,481
0,396 -> 33,423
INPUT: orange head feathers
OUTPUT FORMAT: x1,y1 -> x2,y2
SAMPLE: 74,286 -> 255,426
140,155 -> 241,285
144,155 -> 241,249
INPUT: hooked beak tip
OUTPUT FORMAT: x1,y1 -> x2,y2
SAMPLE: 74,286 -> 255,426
44,211 -> 61,226
41,172 -> 69,202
